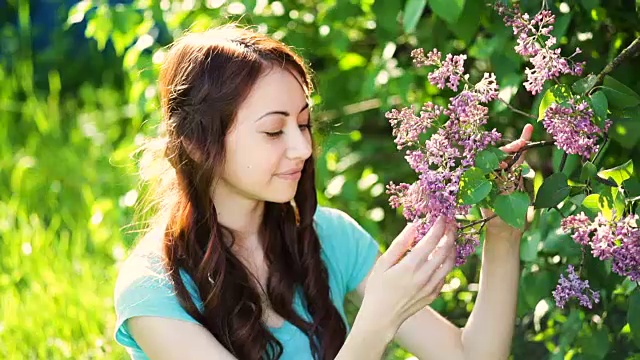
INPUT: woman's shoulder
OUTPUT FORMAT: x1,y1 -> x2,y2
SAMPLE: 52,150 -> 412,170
313,205 -> 360,231
113,228 -> 201,311
312,205 -> 380,294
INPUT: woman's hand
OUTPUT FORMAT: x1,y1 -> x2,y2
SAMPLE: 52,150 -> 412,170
360,216 -> 456,334
482,123 -> 534,234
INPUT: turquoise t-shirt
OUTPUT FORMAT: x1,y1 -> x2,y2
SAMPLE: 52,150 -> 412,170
113,206 -> 380,360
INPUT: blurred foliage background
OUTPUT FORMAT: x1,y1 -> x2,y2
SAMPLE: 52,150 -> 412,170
1,0 -> 639,358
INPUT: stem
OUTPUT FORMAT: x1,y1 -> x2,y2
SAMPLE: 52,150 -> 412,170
592,135 -> 609,166
594,175 -> 618,187
541,0 -> 549,11
577,247 -> 586,276
505,140 -> 557,170
559,152 -> 568,173
459,214 -> 499,230
591,36 -> 640,90
553,205 -> 567,218
498,97 -> 537,119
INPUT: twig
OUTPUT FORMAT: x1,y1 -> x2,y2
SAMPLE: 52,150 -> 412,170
594,175 -> 618,187
591,36 -> 640,90
505,140 -> 557,170
577,247 -> 586,276
559,152 -> 568,173
460,214 -> 498,230
592,135 -> 608,166
498,97 -> 537,120
553,205 -> 567,218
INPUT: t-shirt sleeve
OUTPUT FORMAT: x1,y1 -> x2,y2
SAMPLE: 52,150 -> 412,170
315,207 -> 381,294
113,250 -> 202,350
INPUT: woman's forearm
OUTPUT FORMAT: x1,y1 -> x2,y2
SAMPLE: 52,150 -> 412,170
461,227 -> 522,360
335,302 -> 396,360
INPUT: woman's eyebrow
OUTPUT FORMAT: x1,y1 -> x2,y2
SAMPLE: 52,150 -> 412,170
255,102 -> 310,122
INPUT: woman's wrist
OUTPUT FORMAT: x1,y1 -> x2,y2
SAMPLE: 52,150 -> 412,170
335,300 -> 397,360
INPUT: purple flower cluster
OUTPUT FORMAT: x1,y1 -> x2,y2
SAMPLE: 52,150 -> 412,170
552,265 -> 600,309
411,48 -> 467,91
495,3 -> 584,94
386,50 -> 502,265
562,212 -> 640,281
386,103 -> 444,150
542,99 -> 611,159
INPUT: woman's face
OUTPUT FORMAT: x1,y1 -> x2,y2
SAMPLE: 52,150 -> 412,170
218,66 -> 313,204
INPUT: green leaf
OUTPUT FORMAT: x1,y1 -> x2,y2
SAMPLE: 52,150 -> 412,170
559,310 -> 583,348
604,75 -> 640,100
623,178 -> 640,198
448,0 -> 483,43
459,168 -> 492,205
628,290 -> 640,347
373,0 -> 403,41
543,229 -> 582,257
429,0 -> 465,24
493,191 -> 530,230
475,149 -> 500,174
582,189 -> 625,220
520,232 -> 540,262
534,173 -> 570,209
590,91 -> 608,121
520,270 -> 556,309
601,86 -> 640,109
609,107 -> 640,149
572,74 -> 597,94
580,0 -> 600,11
580,161 -> 597,182
552,149 -> 580,175
338,53 -> 367,71
85,5 -> 113,51
597,159 -> 633,186
579,326 -> 610,359
549,13 -> 572,40
538,85 -> 572,120
402,0 -> 428,34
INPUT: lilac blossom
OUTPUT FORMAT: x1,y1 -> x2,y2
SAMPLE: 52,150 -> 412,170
561,212 -> 640,282
474,73 -> 500,103
495,2 -> 584,94
386,53 -> 502,266
386,103 -> 445,150
411,48 -> 467,91
552,265 -> 600,309
542,99 -> 611,159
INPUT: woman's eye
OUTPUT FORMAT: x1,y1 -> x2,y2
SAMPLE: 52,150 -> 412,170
265,130 -> 283,137
264,124 -> 311,138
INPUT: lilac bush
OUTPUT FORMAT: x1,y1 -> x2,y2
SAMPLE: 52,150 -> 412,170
385,1 -> 640,310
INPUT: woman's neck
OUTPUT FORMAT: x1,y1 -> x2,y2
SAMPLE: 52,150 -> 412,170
210,181 -> 265,242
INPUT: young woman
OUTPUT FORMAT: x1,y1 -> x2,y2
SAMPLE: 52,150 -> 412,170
113,25 -> 532,360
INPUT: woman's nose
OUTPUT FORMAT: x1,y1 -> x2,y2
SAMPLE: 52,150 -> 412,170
286,128 -> 312,161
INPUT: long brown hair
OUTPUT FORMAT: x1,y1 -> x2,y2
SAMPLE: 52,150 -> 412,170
135,25 -> 347,359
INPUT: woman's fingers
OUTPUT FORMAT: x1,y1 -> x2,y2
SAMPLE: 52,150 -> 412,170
423,247 -> 456,295
379,222 -> 418,269
499,124 -> 534,169
400,217 -> 449,268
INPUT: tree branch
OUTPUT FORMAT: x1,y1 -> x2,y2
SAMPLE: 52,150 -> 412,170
592,36 -> 640,90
